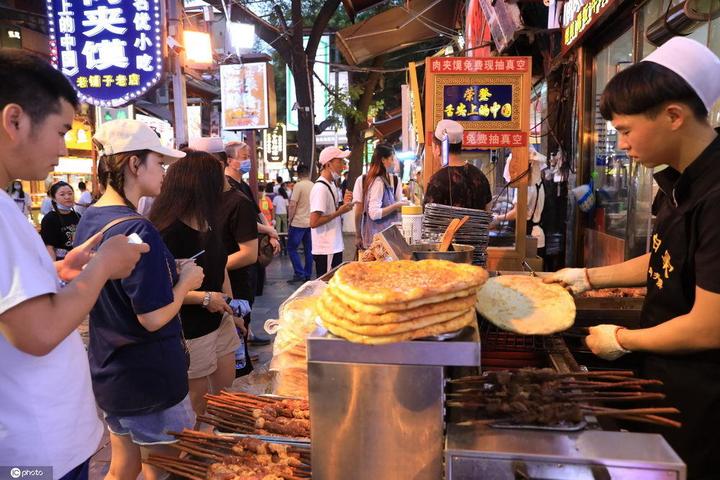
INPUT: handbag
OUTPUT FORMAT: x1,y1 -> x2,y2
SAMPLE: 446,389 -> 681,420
257,234 -> 275,267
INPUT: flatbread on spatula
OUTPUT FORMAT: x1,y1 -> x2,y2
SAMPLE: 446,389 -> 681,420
475,275 -> 575,335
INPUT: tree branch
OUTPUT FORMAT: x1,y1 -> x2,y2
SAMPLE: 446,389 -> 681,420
306,0 -> 342,61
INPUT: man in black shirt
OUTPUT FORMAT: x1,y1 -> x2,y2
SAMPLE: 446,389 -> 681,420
545,37 -> 720,479
424,119 -> 492,210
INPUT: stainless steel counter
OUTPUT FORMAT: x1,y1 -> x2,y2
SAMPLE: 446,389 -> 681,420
307,325 -> 481,480
446,420 -> 685,479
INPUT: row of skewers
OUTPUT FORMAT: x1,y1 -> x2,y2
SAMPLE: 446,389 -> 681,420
448,368 -> 681,429
146,429 -> 311,480
199,391 -> 311,439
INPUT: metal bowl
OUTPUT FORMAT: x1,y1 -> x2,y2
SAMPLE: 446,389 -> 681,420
411,243 -> 475,264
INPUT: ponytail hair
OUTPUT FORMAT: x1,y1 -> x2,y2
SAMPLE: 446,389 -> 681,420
93,138 -> 150,209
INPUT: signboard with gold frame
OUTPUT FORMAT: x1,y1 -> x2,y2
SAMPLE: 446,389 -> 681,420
423,56 -> 533,271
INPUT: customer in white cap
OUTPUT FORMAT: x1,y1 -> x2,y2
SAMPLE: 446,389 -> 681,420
309,146 -> 354,276
545,37 -> 720,479
75,119 -> 205,480
424,119 -> 492,210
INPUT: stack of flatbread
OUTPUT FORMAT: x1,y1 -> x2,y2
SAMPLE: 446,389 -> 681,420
316,260 -> 489,344
475,275 -> 576,335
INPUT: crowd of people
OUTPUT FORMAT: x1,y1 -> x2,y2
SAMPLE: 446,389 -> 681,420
3,34 -> 720,480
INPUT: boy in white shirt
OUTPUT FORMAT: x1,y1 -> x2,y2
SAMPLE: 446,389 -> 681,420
0,50 -> 148,480
309,147 -> 354,276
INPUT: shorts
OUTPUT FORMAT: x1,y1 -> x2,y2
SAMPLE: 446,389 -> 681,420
104,394 -> 195,445
186,314 -> 242,379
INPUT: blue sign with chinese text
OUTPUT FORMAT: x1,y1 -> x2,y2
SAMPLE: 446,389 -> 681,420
443,85 -> 513,122
47,0 -> 164,107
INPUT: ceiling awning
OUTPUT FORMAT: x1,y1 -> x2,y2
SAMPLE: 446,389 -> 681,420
372,107 -> 402,139
134,100 -> 173,123
336,0 -> 460,65
185,74 -> 220,98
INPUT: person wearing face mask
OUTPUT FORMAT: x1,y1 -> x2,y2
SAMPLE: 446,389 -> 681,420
224,141 -> 275,346
7,180 -> 31,217
40,181 -> 81,261
309,147 -> 355,276
351,143 -> 408,249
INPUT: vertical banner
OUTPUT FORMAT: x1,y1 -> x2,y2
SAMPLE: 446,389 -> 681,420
47,0 -> 164,107
220,63 -> 270,130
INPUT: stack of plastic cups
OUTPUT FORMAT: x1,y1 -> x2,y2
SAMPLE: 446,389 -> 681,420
401,204 -> 423,245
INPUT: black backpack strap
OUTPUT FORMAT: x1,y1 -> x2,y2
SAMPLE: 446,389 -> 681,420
315,179 -> 337,207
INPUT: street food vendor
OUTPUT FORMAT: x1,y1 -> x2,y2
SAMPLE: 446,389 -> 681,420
493,146 -> 547,257
545,37 -> 720,479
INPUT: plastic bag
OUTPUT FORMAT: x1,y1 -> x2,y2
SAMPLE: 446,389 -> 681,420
263,280 -> 327,399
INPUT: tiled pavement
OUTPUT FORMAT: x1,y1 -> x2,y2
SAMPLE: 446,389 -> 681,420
84,235 -> 356,478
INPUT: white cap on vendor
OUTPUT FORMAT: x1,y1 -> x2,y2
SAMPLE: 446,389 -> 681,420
188,136 -> 225,154
319,146 -> 351,166
434,119 -> 464,144
93,119 -> 186,163
642,36 -> 720,111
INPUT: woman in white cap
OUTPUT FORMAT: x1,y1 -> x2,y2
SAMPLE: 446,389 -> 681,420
74,119 -> 205,479
545,37 -> 720,479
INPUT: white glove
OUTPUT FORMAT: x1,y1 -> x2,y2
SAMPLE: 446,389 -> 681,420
586,324 -> 631,360
543,267 -> 592,294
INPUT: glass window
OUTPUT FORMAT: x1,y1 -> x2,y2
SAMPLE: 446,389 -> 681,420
591,28 -> 634,240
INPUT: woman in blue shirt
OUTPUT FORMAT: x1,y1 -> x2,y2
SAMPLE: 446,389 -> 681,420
74,120 -> 204,480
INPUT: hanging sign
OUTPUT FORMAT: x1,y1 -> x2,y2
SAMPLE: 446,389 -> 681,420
64,119 -> 93,150
561,0 -> 616,52
425,56 -> 531,148
46,0 -> 164,107
220,63 -> 270,130
263,123 -> 286,164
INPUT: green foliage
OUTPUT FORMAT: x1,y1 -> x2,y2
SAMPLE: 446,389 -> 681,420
325,84 -> 384,129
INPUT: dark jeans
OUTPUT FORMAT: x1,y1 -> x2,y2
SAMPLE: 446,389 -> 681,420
313,252 -> 343,278
287,226 -> 313,279
60,459 -> 89,480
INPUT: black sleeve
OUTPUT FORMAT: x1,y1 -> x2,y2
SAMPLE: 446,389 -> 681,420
40,212 -> 62,248
694,191 -> 720,293
231,196 -> 259,244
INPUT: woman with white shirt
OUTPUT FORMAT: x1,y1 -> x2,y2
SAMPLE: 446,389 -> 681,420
354,144 -> 407,249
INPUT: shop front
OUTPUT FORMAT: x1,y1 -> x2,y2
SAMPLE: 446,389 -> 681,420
566,0 -> 720,267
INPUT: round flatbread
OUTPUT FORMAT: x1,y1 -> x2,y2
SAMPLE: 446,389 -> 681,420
325,283 -> 478,314
317,295 -> 473,335
321,309 -> 476,345
331,260 -> 488,305
320,288 -> 476,324
476,275 -> 575,335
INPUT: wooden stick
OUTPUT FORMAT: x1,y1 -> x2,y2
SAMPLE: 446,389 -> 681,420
606,413 -> 682,429
581,406 -> 679,416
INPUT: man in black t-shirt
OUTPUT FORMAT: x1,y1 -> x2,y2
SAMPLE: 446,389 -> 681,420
545,37 -> 720,478
424,120 -> 491,210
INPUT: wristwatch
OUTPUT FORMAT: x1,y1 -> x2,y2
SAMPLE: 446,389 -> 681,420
202,291 -> 212,309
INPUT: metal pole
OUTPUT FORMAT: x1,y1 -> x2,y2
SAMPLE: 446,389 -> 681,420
167,0 -> 188,147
